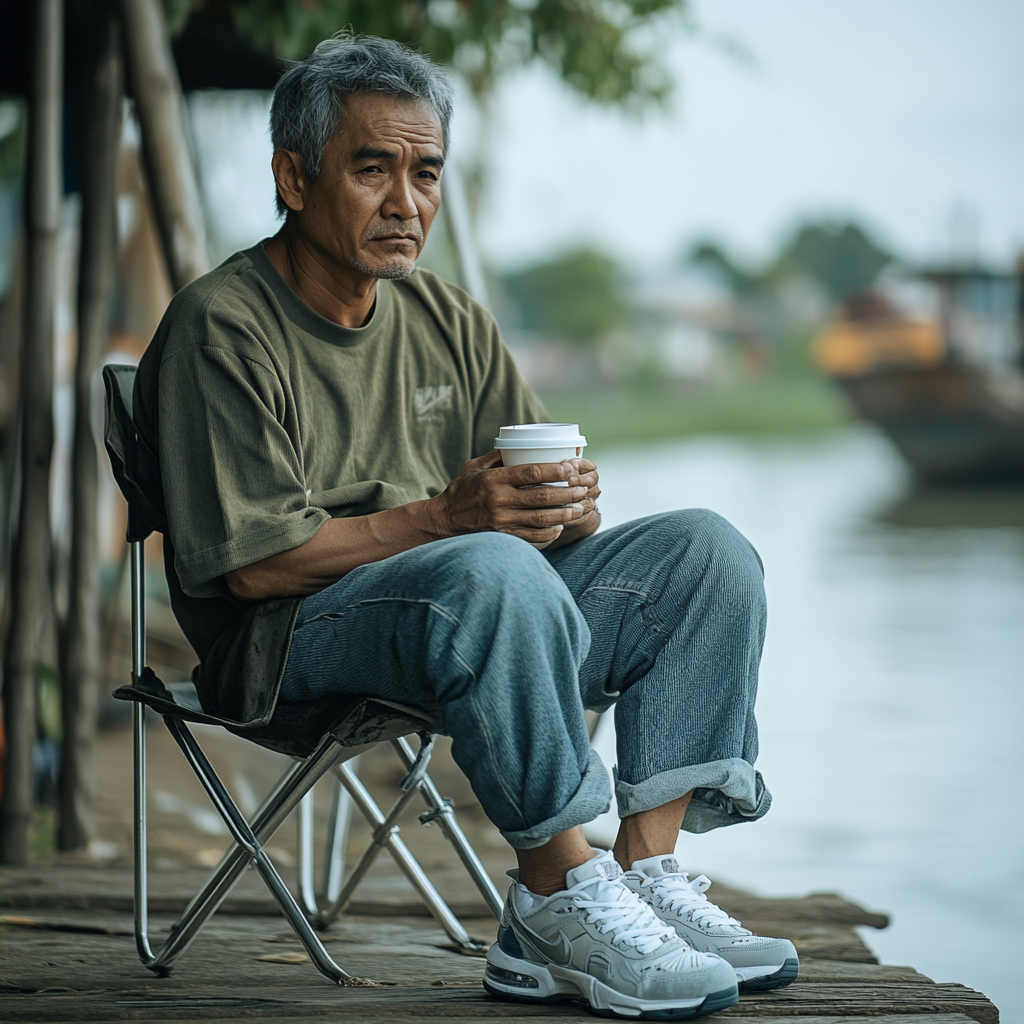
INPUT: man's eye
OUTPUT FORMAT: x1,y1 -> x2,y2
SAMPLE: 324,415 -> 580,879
360,165 -> 383,174
417,170 -> 438,181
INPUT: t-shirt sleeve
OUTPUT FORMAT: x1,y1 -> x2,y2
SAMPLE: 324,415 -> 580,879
157,339 -> 330,599
470,315 -> 550,458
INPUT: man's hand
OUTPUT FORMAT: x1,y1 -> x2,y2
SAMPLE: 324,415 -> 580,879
547,456 -> 601,549
431,451 -> 600,548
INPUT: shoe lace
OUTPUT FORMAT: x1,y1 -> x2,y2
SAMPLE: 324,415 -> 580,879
574,888 -> 676,955
647,874 -> 747,933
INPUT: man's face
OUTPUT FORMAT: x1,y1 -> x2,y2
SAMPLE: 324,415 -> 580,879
291,92 -> 444,281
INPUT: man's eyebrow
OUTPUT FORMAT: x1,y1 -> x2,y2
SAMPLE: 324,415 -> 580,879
351,145 -> 444,168
352,145 -> 398,162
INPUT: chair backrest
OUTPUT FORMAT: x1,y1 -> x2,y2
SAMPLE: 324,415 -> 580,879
100,366 -> 436,755
102,363 -> 166,543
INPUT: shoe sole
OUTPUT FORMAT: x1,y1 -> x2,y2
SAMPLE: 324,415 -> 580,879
736,958 -> 800,993
484,946 -> 739,1019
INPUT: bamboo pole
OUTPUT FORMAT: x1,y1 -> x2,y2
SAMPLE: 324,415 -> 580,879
0,0 -> 63,864
116,0 -> 208,291
57,4 -> 123,853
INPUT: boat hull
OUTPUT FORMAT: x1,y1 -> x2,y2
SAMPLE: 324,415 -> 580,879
837,365 -> 1024,481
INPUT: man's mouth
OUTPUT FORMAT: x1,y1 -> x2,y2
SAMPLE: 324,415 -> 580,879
366,222 -> 423,245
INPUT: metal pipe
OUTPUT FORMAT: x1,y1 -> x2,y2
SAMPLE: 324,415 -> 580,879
164,718 -> 258,853
250,848 -> 350,984
132,702 -> 154,964
316,762 -> 423,925
318,764 -> 483,951
296,791 -> 317,916
145,737 -> 366,972
129,543 -> 154,965
161,717 -> 351,983
323,770 -> 354,903
130,542 -> 145,681
393,737 -> 503,920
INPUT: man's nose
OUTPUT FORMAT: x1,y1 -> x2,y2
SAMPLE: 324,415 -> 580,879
381,174 -> 418,220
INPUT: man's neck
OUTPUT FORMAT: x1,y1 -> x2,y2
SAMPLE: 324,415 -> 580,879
264,225 -> 378,328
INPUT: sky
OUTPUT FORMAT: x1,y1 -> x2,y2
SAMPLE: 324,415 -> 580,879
466,0 -> 1024,273
189,0 -> 1024,278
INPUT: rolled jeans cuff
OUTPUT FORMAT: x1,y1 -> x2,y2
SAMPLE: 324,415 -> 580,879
614,757 -> 772,834
500,749 -> 612,850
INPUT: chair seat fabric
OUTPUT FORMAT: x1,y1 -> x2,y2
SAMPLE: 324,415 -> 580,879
114,667 -> 433,758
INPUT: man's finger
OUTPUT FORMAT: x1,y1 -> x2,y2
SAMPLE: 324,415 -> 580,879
493,484 -> 589,508
568,473 -> 599,492
462,450 -> 503,473
498,524 -> 565,543
562,459 -> 598,488
495,505 -> 584,529
495,461 -> 573,487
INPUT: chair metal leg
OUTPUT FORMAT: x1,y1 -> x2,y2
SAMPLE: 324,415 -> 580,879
392,736 -> 504,920
297,791 -> 317,916
315,763 -> 487,952
323,769 -> 354,903
129,538 -> 493,971
161,716 -> 353,984
130,543 -> 156,968
316,761 -> 424,923
137,731 -> 369,976
132,701 -> 155,965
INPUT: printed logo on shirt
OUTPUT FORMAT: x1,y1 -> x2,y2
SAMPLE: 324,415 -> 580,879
414,384 -> 454,422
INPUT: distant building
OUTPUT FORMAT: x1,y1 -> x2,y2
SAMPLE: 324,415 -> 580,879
625,266 -> 734,381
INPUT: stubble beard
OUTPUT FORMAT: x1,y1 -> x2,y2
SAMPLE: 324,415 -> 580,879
349,254 -> 416,280
353,220 -> 423,280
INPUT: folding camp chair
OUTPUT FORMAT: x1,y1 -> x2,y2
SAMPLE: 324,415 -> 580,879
101,363 -> 503,984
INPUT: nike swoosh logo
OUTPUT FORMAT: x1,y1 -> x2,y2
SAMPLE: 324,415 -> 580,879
523,926 -> 572,965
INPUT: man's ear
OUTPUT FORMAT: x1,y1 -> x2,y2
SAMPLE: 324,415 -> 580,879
272,149 -> 306,213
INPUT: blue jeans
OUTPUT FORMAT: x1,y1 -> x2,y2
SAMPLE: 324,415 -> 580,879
280,511 -> 770,849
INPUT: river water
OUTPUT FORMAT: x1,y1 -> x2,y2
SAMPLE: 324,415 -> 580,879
584,425 -> 1024,1020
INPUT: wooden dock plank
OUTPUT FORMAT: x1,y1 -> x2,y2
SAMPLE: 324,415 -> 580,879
0,869 -> 999,1024
19,1019 -> 984,1024
0,1017 -> 987,1024
0,978 -> 999,1023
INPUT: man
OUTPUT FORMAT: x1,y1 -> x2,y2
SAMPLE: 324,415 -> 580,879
135,32 -> 796,1019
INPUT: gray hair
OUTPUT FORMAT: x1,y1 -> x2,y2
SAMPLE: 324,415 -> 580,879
270,32 -> 454,216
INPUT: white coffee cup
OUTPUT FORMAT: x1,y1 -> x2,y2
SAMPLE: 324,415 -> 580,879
494,423 -> 587,485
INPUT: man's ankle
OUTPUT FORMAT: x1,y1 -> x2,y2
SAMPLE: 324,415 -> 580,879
612,793 -> 693,872
518,871 -> 570,897
515,826 -> 594,896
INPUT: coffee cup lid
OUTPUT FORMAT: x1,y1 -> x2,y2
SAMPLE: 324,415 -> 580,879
493,423 -> 588,450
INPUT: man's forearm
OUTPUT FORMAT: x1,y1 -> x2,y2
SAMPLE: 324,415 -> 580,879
225,456 -> 598,601
225,499 -> 447,601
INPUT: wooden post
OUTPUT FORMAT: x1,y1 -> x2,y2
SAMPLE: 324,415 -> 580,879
0,0 -> 63,864
57,3 -> 123,853
116,0 -> 208,291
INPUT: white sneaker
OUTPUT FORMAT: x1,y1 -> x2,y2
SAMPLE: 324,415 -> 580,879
624,855 -> 799,992
484,850 -> 738,1019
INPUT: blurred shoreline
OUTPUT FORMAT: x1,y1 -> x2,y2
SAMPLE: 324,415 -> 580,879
537,375 -> 848,449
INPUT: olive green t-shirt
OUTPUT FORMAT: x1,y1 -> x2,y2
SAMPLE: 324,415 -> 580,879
134,241 -> 545,726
